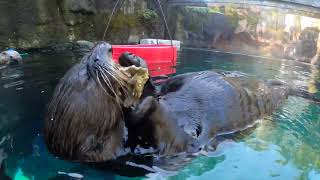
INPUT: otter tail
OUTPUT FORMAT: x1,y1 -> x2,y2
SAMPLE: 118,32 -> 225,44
289,88 -> 320,104
267,79 -> 320,104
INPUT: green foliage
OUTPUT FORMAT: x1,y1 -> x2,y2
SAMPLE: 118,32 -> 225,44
209,6 -> 222,13
247,15 -> 260,31
223,5 -> 240,29
112,11 -> 138,30
183,7 -> 210,32
182,5 -> 241,32
137,9 -> 158,27
188,5 -> 240,28
137,9 -> 159,35
186,7 -> 210,15
107,11 -> 139,43
140,9 -> 158,19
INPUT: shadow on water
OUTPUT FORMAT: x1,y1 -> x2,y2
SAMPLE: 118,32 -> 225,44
0,49 -> 319,179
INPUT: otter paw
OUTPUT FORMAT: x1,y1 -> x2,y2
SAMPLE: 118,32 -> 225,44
120,66 -> 149,107
186,139 -> 203,154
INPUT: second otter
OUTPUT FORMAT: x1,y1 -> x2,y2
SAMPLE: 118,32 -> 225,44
125,60 -> 291,155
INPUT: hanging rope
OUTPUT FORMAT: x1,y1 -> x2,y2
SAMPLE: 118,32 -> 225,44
156,0 -> 173,45
102,0 -> 173,46
101,0 -> 176,74
155,0 -> 175,69
102,0 -> 125,40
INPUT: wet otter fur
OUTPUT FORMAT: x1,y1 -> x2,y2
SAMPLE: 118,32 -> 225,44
0,50 -> 22,66
129,62 -> 320,155
44,42 -> 149,162
126,65 -> 292,155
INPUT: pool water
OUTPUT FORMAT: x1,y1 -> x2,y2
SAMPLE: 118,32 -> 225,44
0,49 -> 320,179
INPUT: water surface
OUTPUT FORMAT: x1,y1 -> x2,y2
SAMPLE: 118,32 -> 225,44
0,49 -> 319,179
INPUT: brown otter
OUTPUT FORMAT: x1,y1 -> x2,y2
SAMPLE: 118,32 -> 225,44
44,42 -> 149,162
0,50 -> 22,66
44,43 -> 318,164
125,71 -> 293,155
124,55 -> 320,155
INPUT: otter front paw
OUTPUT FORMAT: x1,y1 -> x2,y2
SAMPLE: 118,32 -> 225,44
186,139 -> 203,154
120,66 -> 149,107
128,96 -> 158,124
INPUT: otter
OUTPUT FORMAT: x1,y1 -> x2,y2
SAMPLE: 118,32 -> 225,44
44,42 -> 149,162
44,43 -> 318,164
0,49 -> 22,66
124,55 -> 319,156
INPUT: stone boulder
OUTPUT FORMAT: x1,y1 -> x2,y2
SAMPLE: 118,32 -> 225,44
0,0 -> 154,51
67,0 -> 97,14
285,27 -> 320,63
72,40 -> 95,53
203,13 -> 234,47
183,12 -> 235,49
214,32 -> 261,56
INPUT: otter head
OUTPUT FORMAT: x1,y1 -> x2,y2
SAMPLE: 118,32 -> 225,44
44,41 -> 148,162
86,42 -> 149,107
85,42 -> 133,106
0,50 -> 22,66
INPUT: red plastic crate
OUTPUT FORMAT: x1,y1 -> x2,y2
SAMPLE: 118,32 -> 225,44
112,44 -> 177,77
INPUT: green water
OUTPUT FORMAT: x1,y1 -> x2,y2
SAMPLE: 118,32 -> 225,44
0,49 -> 319,179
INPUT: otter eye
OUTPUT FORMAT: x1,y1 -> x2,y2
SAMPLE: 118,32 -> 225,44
108,48 -> 113,53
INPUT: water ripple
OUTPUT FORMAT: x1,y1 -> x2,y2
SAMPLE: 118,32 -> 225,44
3,80 -> 25,89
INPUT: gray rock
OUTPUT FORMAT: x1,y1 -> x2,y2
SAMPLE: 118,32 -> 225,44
285,27 -> 320,63
0,0 -> 154,50
203,13 -> 234,47
66,0 -> 97,14
73,40 -> 94,53
76,40 -> 94,49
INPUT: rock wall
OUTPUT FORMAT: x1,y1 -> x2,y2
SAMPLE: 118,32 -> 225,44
281,0 -> 320,7
0,0 -> 165,51
168,5 -> 320,63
